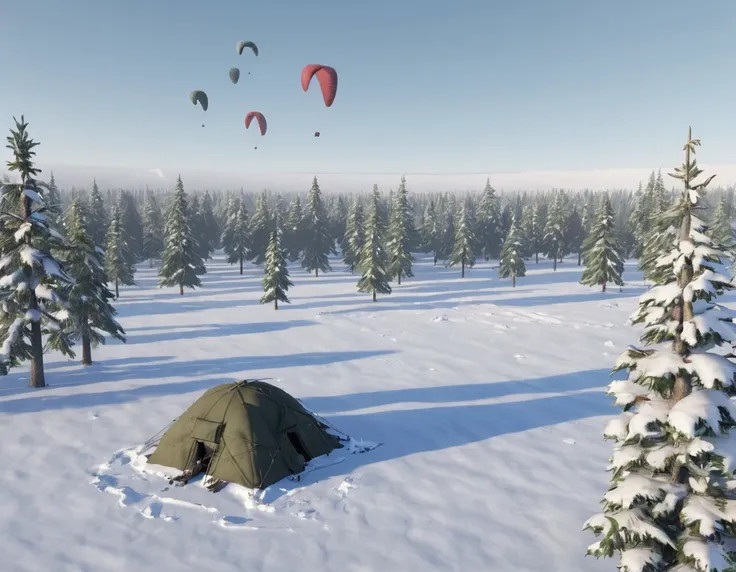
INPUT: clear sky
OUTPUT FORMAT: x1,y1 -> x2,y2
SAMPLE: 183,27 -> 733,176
2,0 -> 735,181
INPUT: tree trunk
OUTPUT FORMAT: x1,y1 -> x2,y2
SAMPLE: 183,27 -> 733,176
577,250 -> 582,266
239,255 -> 243,275
535,251 -> 539,264
461,261 -> 465,278
274,298 -> 278,310
372,290 -> 377,302
316,268 -> 319,278
149,257 -> 153,268
553,255 -> 557,271
602,280 -> 607,293
81,329 -> 92,366
512,274 -> 516,287
398,272 -> 401,285
29,318 -> 45,388
433,252 -> 437,265
115,278 -> 119,299
179,283 -> 184,296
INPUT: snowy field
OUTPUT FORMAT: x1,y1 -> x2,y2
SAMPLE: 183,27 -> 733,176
0,252 -> 655,572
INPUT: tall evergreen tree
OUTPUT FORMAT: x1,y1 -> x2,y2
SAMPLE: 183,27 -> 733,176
117,190 -> 143,263
248,192 -> 271,264
141,191 -> 164,267
260,228 -> 292,310
447,203 -> 476,277
387,176 -> 415,284
87,179 -> 108,247
580,196 -> 624,292
199,191 -> 220,255
44,171 -> 62,226
0,117 -> 73,386
585,129 -> 736,572
522,201 -> 544,263
498,215 -> 526,287
285,195 -> 304,263
566,206 -> 584,265
220,195 -> 239,256
543,192 -> 567,270
53,199 -> 125,365
301,177 -> 334,277
709,196 -> 734,251
421,199 -> 442,265
357,186 -> 392,302
104,206 -> 136,299
224,202 -> 250,275
343,198 -> 365,274
158,175 -> 206,295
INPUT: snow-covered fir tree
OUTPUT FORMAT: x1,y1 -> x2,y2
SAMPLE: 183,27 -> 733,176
421,199 -> 442,265
116,190 -> 143,263
357,186 -> 392,302
709,197 -> 735,265
285,195 -> 304,263
199,191 -> 220,257
342,197 -> 365,274
585,129 -> 736,571
158,175 -> 206,295
44,171 -> 62,226
387,176 -> 415,284
544,191 -> 567,270
580,196 -> 624,292
104,206 -> 136,299
260,228 -> 292,310
187,195 -> 208,265
220,194 -> 239,256
52,199 -> 125,365
0,116 -> 74,387
447,201 -> 476,277
141,191 -> 164,267
224,201 -> 250,274
301,177 -> 334,277
476,179 -> 501,260
498,215 -> 526,287
567,205 -> 584,265
438,208 -> 456,263
249,191 -> 271,265
87,179 -> 108,248
522,201 -> 544,263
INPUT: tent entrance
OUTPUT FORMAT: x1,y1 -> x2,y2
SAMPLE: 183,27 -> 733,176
287,432 -> 312,462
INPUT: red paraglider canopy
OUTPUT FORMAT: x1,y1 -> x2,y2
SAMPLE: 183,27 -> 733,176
244,111 -> 267,136
301,64 -> 338,107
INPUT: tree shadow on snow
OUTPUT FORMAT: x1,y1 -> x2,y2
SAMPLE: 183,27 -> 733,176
114,299 -> 258,319
0,350 -> 397,414
255,367 -> 622,502
310,286 -> 647,316
109,319 -> 316,346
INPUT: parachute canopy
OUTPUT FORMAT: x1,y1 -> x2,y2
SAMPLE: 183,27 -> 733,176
229,68 -> 240,84
244,111 -> 267,136
314,131 -> 320,137
301,64 -> 338,107
237,41 -> 259,57
189,90 -> 208,111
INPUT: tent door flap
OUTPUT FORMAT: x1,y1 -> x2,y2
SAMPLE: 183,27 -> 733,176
191,418 -> 224,444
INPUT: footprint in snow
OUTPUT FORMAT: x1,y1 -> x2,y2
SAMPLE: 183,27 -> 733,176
90,413 -> 99,420
563,438 -> 576,445
336,476 -> 359,496
433,315 -> 449,322
141,500 -> 177,521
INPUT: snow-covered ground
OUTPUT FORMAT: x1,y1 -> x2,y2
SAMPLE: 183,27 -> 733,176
0,253 -> 651,572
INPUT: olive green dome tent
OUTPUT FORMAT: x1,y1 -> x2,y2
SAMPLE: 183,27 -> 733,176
146,380 -> 344,490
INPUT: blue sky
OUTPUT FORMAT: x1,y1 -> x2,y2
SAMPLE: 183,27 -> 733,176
2,0 -> 735,178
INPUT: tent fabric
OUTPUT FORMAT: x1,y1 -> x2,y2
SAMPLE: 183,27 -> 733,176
147,380 -> 343,489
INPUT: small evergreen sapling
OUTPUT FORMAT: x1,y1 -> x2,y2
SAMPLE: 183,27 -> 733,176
357,186 -> 392,302
225,202 -> 250,275
580,196 -> 624,292
585,129 -> 736,571
0,116 -> 74,387
498,215 -> 526,287
53,199 -> 125,365
260,228 -> 292,310
158,175 -> 206,295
